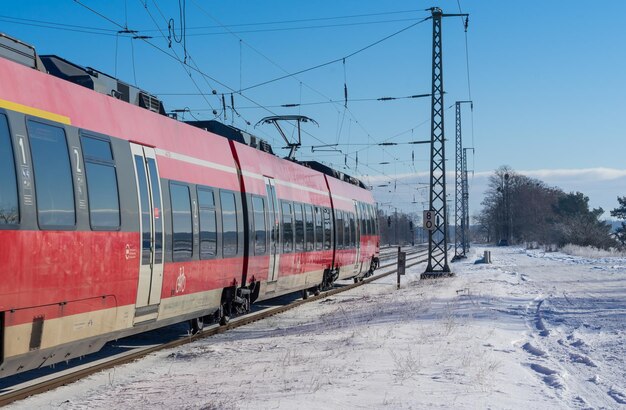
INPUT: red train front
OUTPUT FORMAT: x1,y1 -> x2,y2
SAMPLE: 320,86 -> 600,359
0,33 -> 379,378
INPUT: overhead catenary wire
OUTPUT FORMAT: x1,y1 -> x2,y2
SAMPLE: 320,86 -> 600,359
181,17 -> 429,37
139,8 -> 427,32
456,0 -> 476,178
167,0 -> 188,63
0,14 -> 116,33
0,15 -> 428,38
143,0 -> 260,130
237,16 -> 430,93
139,0 -> 218,115
155,93 -> 431,107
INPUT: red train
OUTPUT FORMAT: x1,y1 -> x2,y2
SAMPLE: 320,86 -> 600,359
0,34 -> 379,378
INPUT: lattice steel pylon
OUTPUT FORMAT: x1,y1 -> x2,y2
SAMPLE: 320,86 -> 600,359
452,101 -> 472,261
462,147 -> 473,253
423,7 -> 468,278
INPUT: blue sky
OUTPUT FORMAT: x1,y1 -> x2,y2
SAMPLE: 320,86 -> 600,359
3,1 -> 625,219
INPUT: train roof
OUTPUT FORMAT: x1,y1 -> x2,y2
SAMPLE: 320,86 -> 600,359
297,161 -> 369,190
39,54 -> 166,116
186,121 -> 369,190
0,33 -> 44,70
0,32 -> 369,191
184,120 -> 274,155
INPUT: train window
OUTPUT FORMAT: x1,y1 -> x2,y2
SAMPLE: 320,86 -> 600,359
294,203 -> 304,252
344,211 -> 351,248
170,183 -> 193,261
281,201 -> 293,253
350,212 -> 357,247
358,203 -> 366,235
0,115 -> 18,225
360,203 -> 366,235
146,158 -> 163,264
85,162 -> 120,229
220,191 -> 238,257
364,203 -> 372,235
314,206 -> 323,251
81,136 -> 113,161
134,156 -> 151,265
251,196 -> 267,255
335,211 -> 344,250
323,207 -> 332,250
198,187 -> 217,258
371,205 -> 379,235
304,204 -> 314,251
81,135 -> 120,230
27,120 -> 75,228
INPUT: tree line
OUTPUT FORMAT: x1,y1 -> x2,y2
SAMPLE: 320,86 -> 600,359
376,209 -> 421,246
475,166 -> 625,250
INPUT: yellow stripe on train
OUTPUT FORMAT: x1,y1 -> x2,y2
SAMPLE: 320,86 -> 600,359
0,98 -> 71,125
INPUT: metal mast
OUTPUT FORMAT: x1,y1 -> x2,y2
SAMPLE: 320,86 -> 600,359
452,100 -> 471,261
462,147 -> 473,254
423,7 -> 468,278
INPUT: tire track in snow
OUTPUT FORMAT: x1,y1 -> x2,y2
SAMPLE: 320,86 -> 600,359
521,288 -> 623,408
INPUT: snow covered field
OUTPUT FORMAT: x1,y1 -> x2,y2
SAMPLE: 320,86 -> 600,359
10,246 -> 626,409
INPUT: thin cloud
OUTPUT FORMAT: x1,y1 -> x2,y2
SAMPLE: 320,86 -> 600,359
519,168 -> 626,181
364,168 -> 626,184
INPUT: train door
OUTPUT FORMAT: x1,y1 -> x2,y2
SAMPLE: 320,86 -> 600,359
264,177 -> 280,283
131,143 -> 165,322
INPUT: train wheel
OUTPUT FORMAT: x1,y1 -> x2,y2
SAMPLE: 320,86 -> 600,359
302,289 -> 309,300
219,305 -> 230,326
189,317 -> 204,334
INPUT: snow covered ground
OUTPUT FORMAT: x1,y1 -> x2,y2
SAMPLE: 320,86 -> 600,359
9,246 -> 626,409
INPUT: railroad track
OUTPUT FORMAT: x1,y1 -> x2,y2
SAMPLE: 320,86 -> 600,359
0,248 -> 435,406
378,246 -> 426,267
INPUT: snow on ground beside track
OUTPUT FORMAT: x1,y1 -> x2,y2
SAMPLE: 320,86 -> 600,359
10,247 -> 626,409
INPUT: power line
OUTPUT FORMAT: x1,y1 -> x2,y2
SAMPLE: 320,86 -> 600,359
173,17 -> 428,37
0,14 -> 116,32
238,17 -> 430,93
73,0 -> 273,133
140,8 -> 425,32
456,0 -> 476,170
164,93 -> 430,109
72,0 -> 125,28
139,0 -> 217,113
0,16 -> 118,36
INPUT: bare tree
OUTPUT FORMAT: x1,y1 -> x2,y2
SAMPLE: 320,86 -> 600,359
478,167 -> 617,249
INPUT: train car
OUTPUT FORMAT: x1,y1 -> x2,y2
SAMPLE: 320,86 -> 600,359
0,33 -> 379,378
